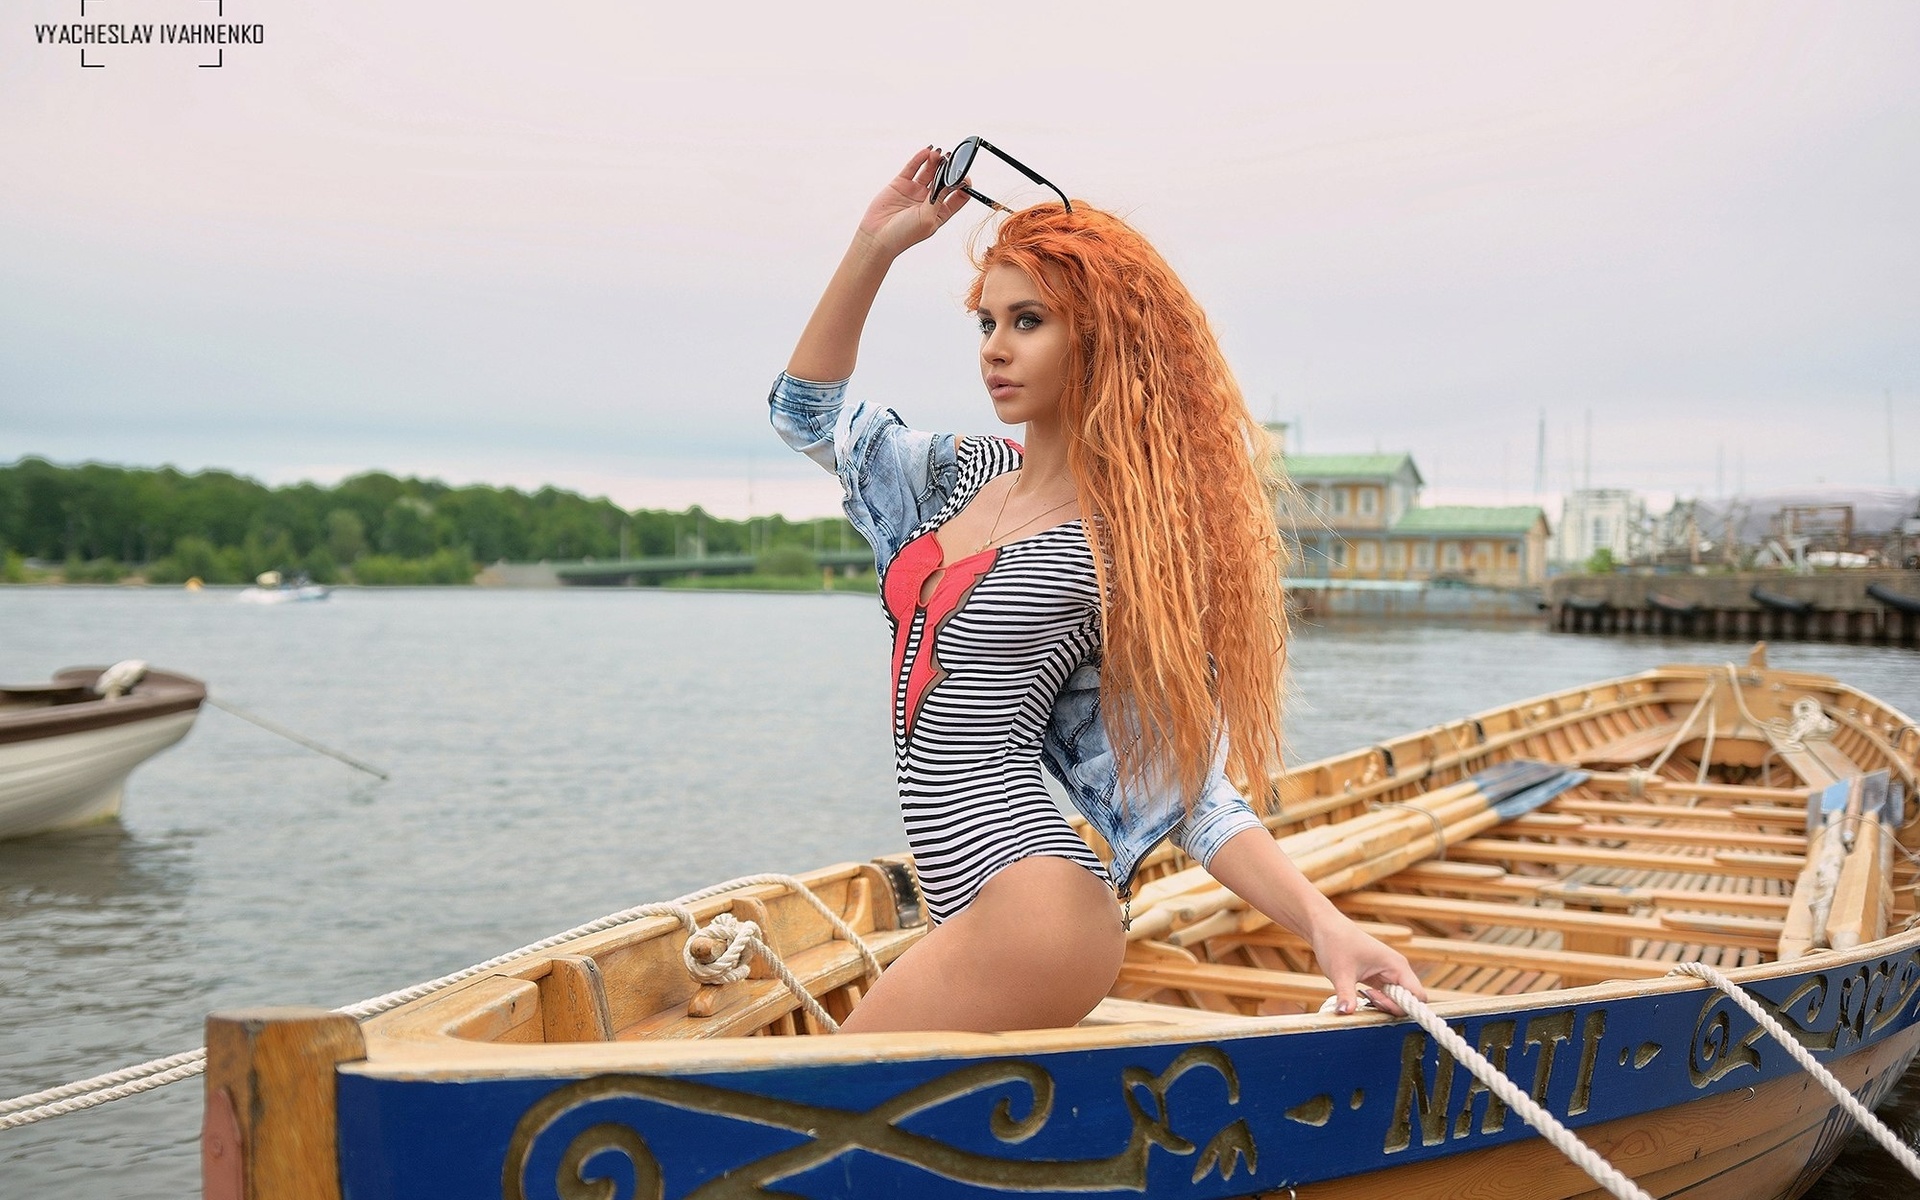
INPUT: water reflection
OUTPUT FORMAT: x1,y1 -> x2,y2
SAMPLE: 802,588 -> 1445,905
0,824 -> 188,913
0,822 -> 206,1187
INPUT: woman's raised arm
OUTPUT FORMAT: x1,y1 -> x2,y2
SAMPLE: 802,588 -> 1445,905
786,147 -> 974,383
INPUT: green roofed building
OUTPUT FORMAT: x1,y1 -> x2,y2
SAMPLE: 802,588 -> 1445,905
1278,450 -> 1550,586
1386,505 -> 1551,585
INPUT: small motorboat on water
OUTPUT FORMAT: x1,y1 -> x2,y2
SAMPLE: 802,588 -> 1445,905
235,570 -> 331,604
204,650 -> 1920,1200
0,662 -> 204,840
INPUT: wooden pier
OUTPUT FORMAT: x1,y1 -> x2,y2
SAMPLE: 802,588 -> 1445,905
1548,570 -> 1920,646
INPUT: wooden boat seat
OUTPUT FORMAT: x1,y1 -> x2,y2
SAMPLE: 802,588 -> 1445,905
1571,720 -> 1682,768
1116,958 -> 1344,1008
1448,837 -> 1805,881
1506,813 -> 1809,854
1334,891 -> 1782,953
1079,997 -> 1244,1026
1546,796 -> 1811,830
1534,879 -> 1791,916
1398,934 -> 1669,985
1115,957 -> 1478,1011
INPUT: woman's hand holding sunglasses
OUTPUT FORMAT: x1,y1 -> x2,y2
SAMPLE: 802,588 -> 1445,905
855,146 -> 973,260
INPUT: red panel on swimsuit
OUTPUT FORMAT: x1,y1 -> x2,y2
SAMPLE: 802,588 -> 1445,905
883,532 -> 998,740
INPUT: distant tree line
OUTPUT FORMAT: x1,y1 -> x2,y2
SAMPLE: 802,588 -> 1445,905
0,457 -> 865,586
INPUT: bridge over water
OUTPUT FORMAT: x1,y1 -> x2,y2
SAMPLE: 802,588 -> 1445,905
553,550 -> 875,586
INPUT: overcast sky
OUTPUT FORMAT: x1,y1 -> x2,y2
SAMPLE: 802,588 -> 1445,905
3,1 -> 1915,519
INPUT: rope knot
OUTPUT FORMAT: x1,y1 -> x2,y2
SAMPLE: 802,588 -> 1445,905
1781,696 -> 1837,747
684,912 -> 760,985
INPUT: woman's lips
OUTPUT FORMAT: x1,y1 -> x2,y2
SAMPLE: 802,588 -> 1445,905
987,378 -> 1020,400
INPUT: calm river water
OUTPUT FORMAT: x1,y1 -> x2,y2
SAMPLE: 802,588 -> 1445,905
1,588 -> 1916,1196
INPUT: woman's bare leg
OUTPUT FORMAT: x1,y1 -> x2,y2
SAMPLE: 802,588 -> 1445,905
838,857 -> 1126,1034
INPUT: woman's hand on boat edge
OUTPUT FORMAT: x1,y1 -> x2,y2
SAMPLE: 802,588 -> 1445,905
1203,827 -> 1428,1018
1309,920 -> 1426,1018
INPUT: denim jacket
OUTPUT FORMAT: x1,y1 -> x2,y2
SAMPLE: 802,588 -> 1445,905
768,372 -> 1266,897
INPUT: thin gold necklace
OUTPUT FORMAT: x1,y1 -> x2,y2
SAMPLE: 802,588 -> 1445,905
975,473 -> 1079,554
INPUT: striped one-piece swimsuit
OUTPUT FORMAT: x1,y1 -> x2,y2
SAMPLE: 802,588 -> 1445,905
881,436 -> 1112,925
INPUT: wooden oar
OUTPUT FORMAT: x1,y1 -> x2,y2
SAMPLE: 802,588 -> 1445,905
1126,760 -> 1584,942
1129,766 -> 1562,911
1827,772 -> 1898,951
1777,778 -> 1851,958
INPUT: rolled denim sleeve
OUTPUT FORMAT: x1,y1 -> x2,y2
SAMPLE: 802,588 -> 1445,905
1167,750 -> 1268,868
767,372 -> 958,573
1042,651 -> 1268,885
767,372 -> 848,473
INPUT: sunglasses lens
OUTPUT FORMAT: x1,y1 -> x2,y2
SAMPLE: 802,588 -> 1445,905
940,138 -> 978,190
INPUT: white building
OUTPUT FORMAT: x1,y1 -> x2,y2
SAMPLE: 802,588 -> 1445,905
1553,489 -> 1648,567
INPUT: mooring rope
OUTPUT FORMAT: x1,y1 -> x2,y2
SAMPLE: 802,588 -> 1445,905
1374,984 -> 1653,1200
1369,961 -> 1920,1198
1666,962 -> 1920,1181
684,911 -> 850,1033
203,695 -> 391,781
14,891 -> 1920,1196
0,872 -> 875,1130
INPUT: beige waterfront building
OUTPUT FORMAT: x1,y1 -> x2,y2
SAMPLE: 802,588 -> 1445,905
1278,452 -> 1551,586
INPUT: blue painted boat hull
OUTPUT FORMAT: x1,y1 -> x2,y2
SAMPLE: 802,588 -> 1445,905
336,938 -> 1920,1199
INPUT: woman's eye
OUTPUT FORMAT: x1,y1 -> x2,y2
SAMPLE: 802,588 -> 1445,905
977,318 -> 995,334
1015,313 -> 1041,330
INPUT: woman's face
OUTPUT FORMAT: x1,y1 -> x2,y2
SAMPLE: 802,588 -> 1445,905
976,262 -> 1070,428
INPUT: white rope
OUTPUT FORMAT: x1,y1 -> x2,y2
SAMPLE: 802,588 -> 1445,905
1646,680 -> 1714,779
1724,664 -> 1771,733
1667,962 -> 1920,1181
684,911 -> 758,984
682,911 -> 846,1033
1694,709 -> 1715,790
1360,963 -> 1920,1197
1782,696 -> 1838,747
1,872 -> 877,1130
1368,801 -> 1448,860
1721,665 -> 1837,754
1376,984 -> 1654,1200
0,1053 -> 210,1130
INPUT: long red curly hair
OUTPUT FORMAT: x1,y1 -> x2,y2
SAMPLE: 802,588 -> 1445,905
966,204 -> 1291,811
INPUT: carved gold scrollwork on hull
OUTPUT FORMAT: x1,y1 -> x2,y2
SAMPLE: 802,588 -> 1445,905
502,1046 -> 1255,1199
1687,996 -> 1766,1087
555,1124 -> 659,1200
1686,951 -> 1920,1088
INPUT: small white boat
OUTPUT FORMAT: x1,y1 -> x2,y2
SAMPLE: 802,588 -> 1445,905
236,570 -> 331,604
0,662 -> 205,840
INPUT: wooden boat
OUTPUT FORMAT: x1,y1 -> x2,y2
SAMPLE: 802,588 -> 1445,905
204,652 -> 1920,1200
0,662 -> 204,841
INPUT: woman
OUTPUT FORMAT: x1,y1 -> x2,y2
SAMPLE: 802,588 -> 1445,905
770,145 -> 1424,1033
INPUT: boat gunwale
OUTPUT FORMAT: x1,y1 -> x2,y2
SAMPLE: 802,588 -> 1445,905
346,913 -> 1920,1081
0,666 -> 206,746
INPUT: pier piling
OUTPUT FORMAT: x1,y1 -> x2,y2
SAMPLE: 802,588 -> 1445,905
1548,571 -> 1920,647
